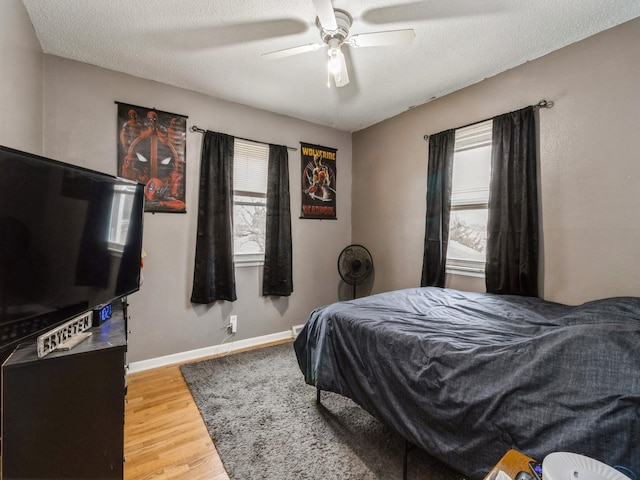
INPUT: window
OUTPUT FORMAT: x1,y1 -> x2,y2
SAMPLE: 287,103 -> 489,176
233,139 -> 269,266
446,120 -> 492,275
108,183 -> 137,253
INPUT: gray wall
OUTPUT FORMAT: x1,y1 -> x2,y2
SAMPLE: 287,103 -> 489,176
39,56 -> 352,364
3,0 -> 352,366
0,0 -> 43,153
352,18 -> 640,305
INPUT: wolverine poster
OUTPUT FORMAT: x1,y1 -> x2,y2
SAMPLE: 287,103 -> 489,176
300,142 -> 337,219
116,102 -> 187,213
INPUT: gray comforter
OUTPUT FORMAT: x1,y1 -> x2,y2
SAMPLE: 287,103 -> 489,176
293,287 -> 640,479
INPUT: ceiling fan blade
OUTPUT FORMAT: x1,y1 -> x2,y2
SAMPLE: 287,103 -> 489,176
333,48 -> 350,87
262,43 -> 322,60
148,19 -> 308,51
362,0 -> 505,25
311,0 -> 338,31
348,29 -> 416,48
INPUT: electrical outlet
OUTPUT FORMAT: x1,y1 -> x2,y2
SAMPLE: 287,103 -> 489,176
230,315 -> 237,334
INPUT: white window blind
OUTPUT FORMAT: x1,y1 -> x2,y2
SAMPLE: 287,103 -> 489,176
234,140 -> 268,195
451,120 -> 492,206
454,120 -> 492,151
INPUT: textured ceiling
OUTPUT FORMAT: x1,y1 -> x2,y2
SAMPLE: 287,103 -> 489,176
21,0 -> 640,132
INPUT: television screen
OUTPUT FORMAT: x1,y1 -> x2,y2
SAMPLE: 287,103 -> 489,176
0,145 -> 144,363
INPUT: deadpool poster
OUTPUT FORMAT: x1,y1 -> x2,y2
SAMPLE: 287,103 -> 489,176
300,142 -> 337,220
116,102 -> 187,213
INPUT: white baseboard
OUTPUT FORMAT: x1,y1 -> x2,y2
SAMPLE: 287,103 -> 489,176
291,324 -> 305,337
127,329 -> 293,374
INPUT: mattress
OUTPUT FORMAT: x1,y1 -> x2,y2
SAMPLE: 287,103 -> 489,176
294,287 -> 640,479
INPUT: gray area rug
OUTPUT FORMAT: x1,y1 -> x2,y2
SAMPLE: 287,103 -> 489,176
180,342 -> 464,480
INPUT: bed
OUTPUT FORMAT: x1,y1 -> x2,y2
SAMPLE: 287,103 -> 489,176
293,287 -> 640,480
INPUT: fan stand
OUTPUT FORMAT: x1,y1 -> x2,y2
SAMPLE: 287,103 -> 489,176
349,257 -> 363,299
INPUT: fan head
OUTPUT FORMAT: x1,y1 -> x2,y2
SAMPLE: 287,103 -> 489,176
316,9 -> 351,44
338,244 -> 373,286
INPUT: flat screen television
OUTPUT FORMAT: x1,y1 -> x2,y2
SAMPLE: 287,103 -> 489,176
0,145 -> 145,364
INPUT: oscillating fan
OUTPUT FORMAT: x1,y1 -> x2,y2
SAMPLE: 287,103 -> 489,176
337,244 -> 373,299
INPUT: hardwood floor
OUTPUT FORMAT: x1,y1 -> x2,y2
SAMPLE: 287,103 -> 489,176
124,340 -> 290,479
124,362 -> 229,480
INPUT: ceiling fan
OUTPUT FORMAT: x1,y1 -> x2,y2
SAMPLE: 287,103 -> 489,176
261,0 -> 416,88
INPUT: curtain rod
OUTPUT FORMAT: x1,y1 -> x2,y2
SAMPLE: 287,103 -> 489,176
423,99 -> 554,141
190,125 -> 298,151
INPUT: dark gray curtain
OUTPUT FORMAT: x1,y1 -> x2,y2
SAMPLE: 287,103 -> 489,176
486,106 -> 539,297
262,145 -> 293,296
421,129 -> 455,287
190,131 -> 237,303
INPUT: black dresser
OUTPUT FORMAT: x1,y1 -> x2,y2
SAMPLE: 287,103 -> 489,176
1,308 -> 127,479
